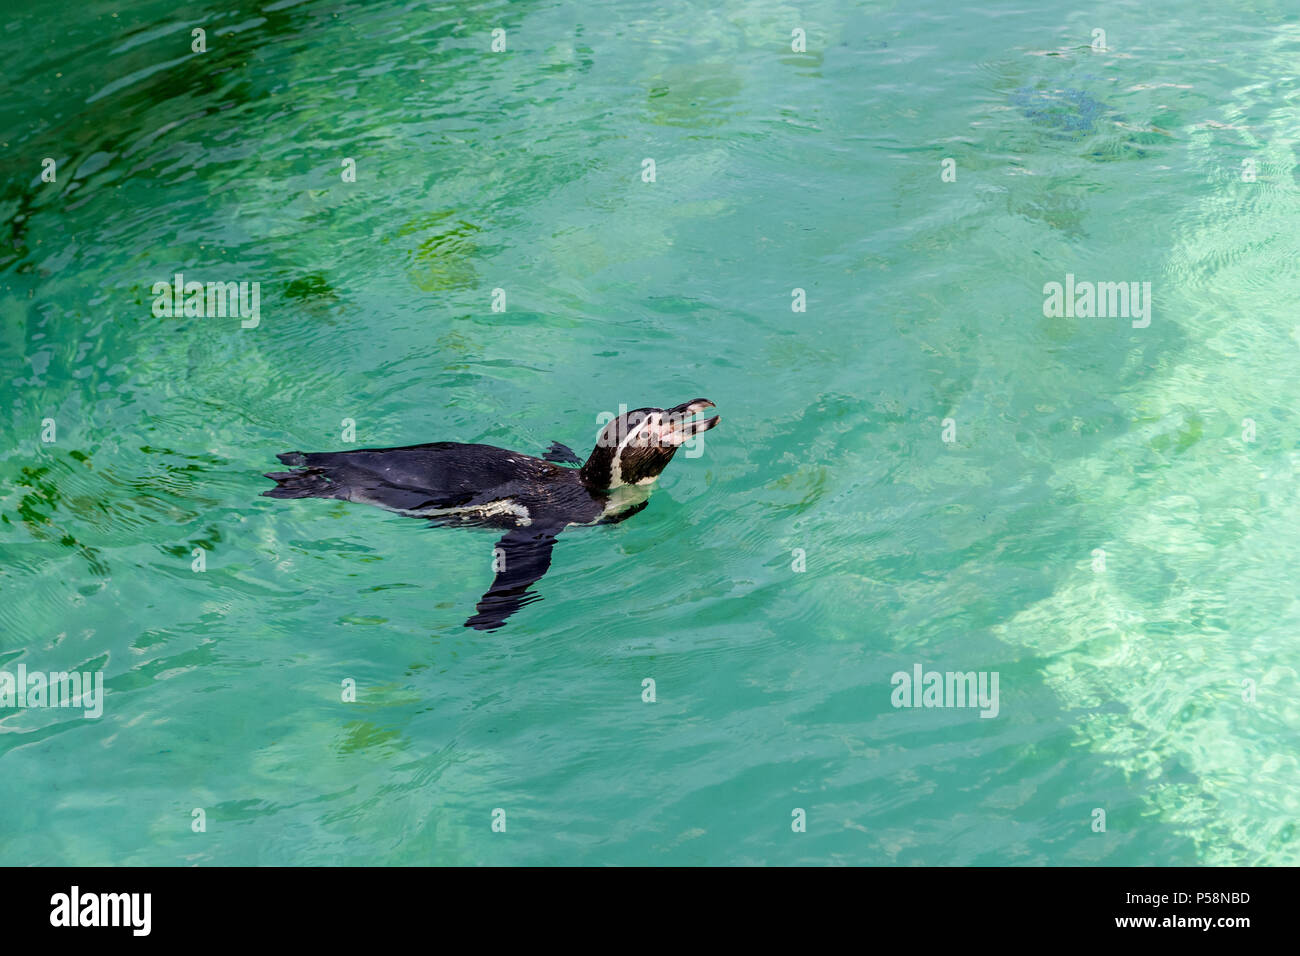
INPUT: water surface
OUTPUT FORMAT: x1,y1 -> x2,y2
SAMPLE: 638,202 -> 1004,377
2,0 -> 1299,865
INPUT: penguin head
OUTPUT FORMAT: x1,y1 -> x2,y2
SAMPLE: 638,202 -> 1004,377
579,399 -> 720,492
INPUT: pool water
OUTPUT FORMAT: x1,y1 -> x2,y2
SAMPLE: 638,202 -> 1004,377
2,0 -> 1299,865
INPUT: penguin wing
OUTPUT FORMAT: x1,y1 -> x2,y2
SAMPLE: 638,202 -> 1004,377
542,441 -> 583,466
464,525 -> 562,631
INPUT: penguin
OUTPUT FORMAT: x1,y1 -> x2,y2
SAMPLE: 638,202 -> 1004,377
262,399 -> 720,630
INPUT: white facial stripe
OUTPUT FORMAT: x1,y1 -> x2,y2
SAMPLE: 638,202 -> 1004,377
609,414 -> 655,488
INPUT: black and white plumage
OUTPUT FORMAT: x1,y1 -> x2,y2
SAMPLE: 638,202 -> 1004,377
262,399 -> 720,630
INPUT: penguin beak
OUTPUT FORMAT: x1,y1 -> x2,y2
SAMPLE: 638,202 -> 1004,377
662,398 -> 720,446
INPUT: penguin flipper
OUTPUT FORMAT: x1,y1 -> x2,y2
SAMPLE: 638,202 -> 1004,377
542,442 -> 583,466
464,526 -> 561,631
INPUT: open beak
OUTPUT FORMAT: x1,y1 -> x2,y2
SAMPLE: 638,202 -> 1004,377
662,398 -> 720,446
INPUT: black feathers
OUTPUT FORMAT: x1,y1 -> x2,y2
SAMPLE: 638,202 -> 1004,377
542,441 -> 583,465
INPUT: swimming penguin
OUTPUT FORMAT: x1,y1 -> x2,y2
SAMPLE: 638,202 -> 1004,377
262,399 -> 720,630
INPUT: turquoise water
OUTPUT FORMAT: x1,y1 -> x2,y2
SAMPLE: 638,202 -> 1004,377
3,0 -> 1299,865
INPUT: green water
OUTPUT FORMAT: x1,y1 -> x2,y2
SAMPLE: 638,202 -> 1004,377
3,0 -> 1299,866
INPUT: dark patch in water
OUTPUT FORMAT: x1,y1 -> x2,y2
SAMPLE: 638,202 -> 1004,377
1011,85 -> 1117,136
284,273 -> 337,302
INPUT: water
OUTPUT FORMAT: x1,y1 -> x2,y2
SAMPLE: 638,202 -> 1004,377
2,0 -> 1299,865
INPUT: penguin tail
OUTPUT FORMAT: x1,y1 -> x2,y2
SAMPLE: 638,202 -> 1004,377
262,467 -> 336,499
